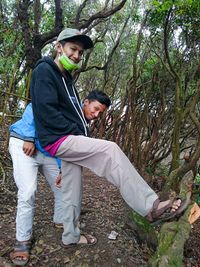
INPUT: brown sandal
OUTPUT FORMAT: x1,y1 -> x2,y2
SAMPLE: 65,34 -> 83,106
146,198 -> 186,224
10,240 -> 32,266
61,233 -> 97,248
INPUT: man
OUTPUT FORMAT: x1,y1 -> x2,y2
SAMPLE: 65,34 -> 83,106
31,28 -> 183,248
9,90 -> 109,265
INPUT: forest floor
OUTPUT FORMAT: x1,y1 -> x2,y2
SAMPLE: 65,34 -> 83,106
0,125 -> 200,267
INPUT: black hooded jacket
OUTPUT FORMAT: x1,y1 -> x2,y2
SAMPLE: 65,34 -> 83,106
30,56 -> 88,147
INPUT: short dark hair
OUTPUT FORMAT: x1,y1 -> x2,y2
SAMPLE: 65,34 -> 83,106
85,90 -> 111,108
59,40 -> 68,47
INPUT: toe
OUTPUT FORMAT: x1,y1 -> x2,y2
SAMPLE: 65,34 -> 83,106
171,199 -> 181,212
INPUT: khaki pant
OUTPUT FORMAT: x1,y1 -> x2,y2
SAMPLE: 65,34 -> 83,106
56,135 -> 158,245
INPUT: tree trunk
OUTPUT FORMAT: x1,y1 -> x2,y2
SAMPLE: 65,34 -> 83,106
147,204 -> 192,267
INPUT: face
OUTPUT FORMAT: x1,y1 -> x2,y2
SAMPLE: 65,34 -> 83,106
57,40 -> 84,64
83,99 -> 107,121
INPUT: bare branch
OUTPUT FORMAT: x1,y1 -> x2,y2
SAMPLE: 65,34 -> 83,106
36,0 -> 63,46
163,7 -> 178,80
74,0 -> 90,26
76,0 -> 127,30
34,0 -> 41,34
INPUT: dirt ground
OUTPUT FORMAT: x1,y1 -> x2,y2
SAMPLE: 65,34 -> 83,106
0,168 -> 200,267
0,127 -> 200,266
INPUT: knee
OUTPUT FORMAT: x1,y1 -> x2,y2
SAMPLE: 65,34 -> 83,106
18,186 -> 37,205
53,188 -> 62,200
107,141 -> 121,153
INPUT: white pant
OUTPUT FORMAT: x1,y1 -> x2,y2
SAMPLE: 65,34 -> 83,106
9,137 -> 62,241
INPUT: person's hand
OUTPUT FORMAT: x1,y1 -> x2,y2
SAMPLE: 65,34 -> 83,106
23,141 -> 36,156
55,172 -> 62,188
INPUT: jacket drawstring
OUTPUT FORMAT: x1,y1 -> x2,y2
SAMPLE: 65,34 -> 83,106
62,77 -> 88,136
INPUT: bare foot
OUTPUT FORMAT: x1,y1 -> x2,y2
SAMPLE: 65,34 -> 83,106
146,198 -> 182,222
158,199 -> 181,213
78,234 -> 97,245
62,234 -> 97,248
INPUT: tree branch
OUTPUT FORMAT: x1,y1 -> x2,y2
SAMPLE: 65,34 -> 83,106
163,7 -> 178,80
76,0 -> 127,30
74,0 -> 90,27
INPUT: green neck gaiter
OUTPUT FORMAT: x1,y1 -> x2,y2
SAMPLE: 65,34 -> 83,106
59,52 -> 80,71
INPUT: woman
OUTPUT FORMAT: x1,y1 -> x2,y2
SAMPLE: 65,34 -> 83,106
31,28 -> 183,250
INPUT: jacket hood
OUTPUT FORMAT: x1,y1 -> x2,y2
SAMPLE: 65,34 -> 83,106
35,56 -> 73,79
35,56 -> 61,73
